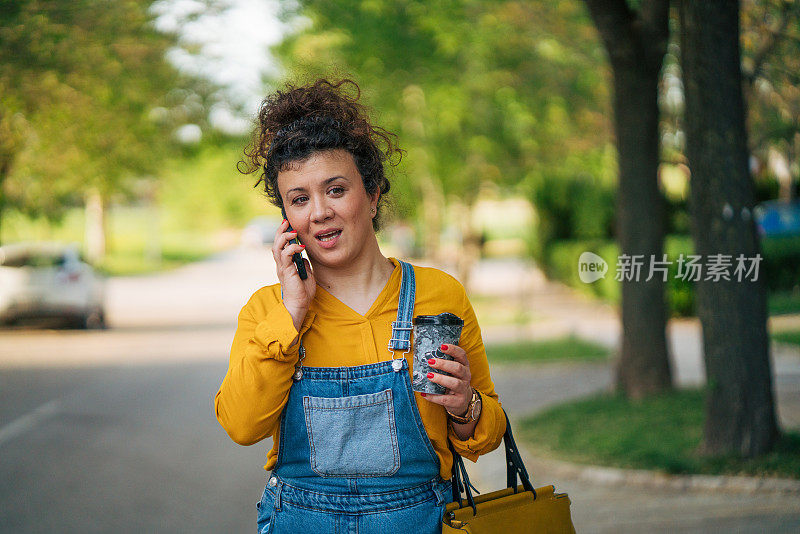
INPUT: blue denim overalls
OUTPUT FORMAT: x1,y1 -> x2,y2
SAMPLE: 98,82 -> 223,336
259,260 -> 453,533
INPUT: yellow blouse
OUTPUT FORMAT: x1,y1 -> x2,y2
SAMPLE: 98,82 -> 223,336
214,256 -> 506,480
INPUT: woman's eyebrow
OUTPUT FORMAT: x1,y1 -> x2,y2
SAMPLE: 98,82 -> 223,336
287,176 -> 348,195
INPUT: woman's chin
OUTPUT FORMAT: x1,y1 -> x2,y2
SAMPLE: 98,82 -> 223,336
308,246 -> 347,265
311,244 -> 371,267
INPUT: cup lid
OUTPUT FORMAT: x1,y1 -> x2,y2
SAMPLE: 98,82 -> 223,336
413,312 -> 464,326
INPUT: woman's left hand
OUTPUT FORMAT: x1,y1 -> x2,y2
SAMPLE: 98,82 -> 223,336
421,344 -> 472,415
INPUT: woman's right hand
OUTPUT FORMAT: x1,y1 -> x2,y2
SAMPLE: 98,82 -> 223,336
272,218 -> 316,329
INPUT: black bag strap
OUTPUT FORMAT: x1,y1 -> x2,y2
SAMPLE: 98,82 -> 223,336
448,439 -> 479,515
448,408 -> 537,516
502,410 -> 535,495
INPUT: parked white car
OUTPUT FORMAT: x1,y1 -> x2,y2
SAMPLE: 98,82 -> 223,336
0,241 -> 106,329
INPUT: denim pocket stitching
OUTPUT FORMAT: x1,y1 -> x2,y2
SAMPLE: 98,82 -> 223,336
303,389 -> 400,477
303,389 -> 394,409
256,486 -> 276,534
399,369 -> 440,465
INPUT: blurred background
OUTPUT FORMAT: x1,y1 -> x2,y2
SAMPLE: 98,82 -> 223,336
1,0 -> 799,532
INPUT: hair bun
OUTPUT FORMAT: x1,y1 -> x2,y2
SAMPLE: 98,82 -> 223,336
273,115 -> 343,141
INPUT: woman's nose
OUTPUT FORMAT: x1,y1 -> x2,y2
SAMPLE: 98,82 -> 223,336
310,196 -> 333,222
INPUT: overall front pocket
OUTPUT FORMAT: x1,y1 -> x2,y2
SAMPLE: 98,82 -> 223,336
303,388 -> 400,477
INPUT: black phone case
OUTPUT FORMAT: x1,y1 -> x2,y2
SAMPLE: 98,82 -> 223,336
280,206 -> 308,280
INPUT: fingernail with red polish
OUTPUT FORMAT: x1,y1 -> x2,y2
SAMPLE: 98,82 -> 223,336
440,344 -> 448,351
427,372 -> 434,379
427,358 -> 435,365
421,393 -> 426,397
299,244 -> 305,248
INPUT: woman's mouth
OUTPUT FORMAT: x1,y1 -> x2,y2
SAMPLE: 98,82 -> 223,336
315,229 -> 342,247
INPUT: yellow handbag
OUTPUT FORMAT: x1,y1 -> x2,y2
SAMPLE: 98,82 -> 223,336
443,410 -> 576,533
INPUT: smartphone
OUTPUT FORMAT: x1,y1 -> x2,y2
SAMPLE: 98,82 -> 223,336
280,205 -> 308,280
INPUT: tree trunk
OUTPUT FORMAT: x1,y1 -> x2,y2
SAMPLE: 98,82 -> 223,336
0,162 -> 7,247
85,188 -> 107,264
455,200 -> 480,294
418,176 -> 443,264
679,0 -> 780,456
0,110 -> 19,248
613,62 -> 673,398
584,0 -> 673,398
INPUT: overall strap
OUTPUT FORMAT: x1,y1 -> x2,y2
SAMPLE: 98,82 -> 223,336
280,259 -> 416,375
388,260 -> 415,371
280,285 -> 307,380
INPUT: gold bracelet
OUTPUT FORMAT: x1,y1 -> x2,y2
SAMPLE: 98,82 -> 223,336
446,387 -> 479,424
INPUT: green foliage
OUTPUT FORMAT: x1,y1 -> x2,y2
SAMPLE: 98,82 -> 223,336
519,387 -> 800,478
485,335 -> 610,363
754,176 -> 782,202
0,0 -> 218,227
543,235 -> 696,317
761,235 -> 800,292
158,139 -> 269,232
767,290 -> 800,315
660,1 -> 800,202
528,171 -> 615,260
741,0 -> 800,191
540,232 -> 800,317
271,0 -> 611,223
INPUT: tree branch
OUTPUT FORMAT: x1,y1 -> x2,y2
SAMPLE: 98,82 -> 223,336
744,0 -> 799,87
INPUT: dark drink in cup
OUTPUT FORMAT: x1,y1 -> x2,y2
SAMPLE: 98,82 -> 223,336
412,312 -> 464,394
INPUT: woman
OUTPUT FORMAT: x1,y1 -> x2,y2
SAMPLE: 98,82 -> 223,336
214,78 -> 506,534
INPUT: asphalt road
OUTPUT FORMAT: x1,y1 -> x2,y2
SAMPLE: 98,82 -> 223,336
1,247 -> 799,533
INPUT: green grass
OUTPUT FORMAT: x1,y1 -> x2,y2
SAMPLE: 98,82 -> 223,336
95,231 -> 225,276
1,206 -> 236,277
485,335 -> 610,363
773,330 -> 800,347
519,388 -> 800,479
470,294 -> 538,327
768,290 -> 800,316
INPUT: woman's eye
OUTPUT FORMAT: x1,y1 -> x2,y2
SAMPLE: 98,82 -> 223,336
291,188 -> 342,204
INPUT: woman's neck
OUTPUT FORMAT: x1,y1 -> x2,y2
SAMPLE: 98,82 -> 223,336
312,242 -> 395,299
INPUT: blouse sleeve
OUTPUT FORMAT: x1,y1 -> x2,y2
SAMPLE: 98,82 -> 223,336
214,287 -> 316,446
447,286 -> 507,462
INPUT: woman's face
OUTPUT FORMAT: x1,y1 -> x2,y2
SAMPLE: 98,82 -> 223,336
277,149 -> 378,267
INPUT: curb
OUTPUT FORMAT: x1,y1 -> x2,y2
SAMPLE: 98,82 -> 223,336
520,447 -> 800,495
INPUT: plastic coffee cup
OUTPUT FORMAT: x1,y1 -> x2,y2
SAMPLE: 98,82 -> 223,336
412,312 -> 464,394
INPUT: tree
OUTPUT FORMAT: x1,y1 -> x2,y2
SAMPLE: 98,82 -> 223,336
741,0 -> 800,201
582,0 -> 673,398
0,0 -> 215,254
679,0 -> 780,455
272,0 -> 609,288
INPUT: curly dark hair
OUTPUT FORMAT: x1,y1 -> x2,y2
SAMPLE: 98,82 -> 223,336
238,78 -> 404,232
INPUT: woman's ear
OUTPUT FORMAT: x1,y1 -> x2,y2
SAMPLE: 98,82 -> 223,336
369,189 -> 380,211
